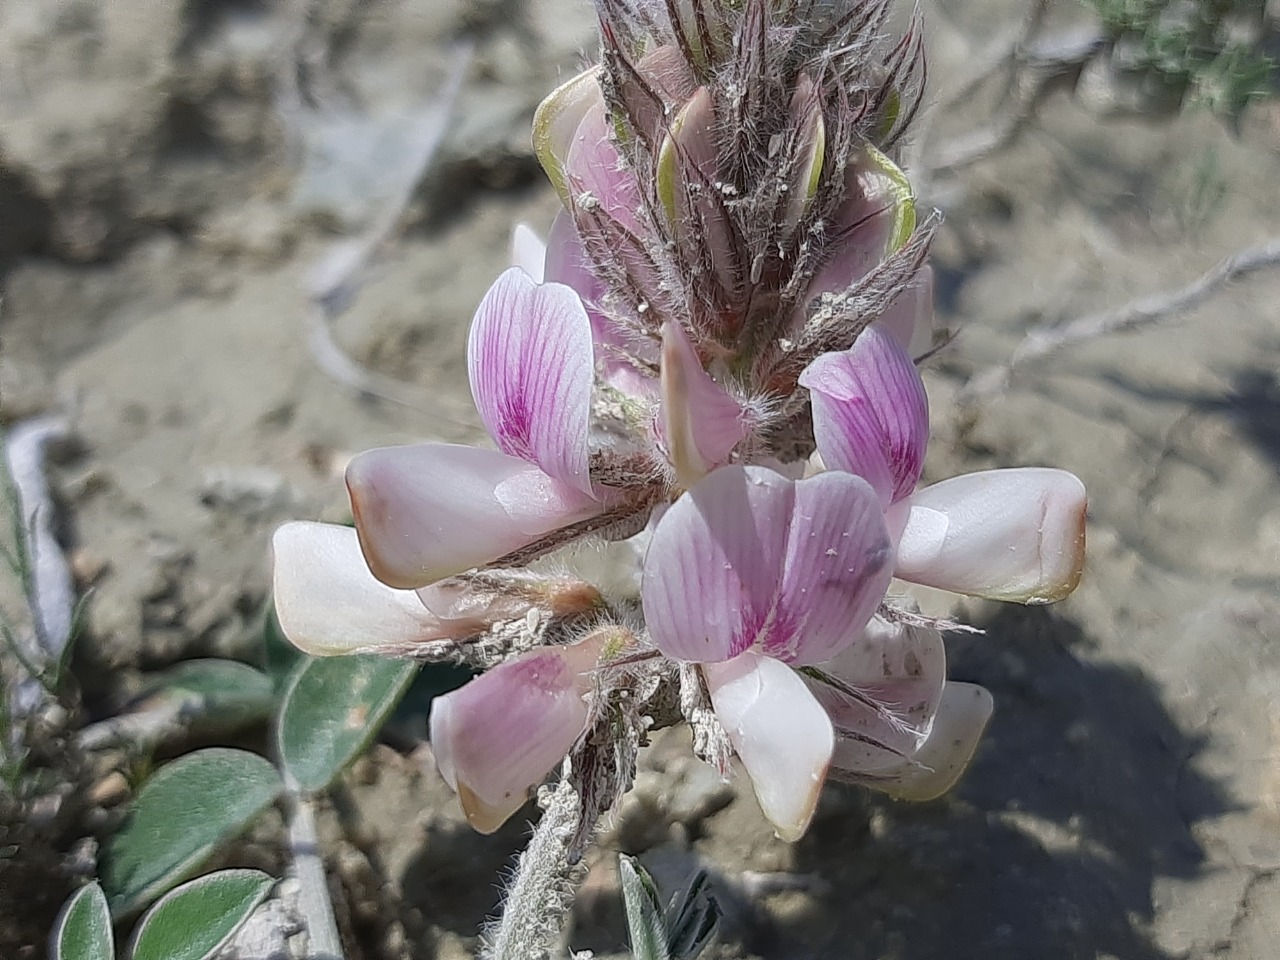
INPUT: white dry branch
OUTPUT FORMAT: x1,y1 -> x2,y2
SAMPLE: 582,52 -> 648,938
2,415 -> 75,718
298,41 -> 476,414
910,0 -> 1104,196
962,234 -> 1280,401
283,785 -> 344,960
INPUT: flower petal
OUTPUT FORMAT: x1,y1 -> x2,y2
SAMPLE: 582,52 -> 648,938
509,223 -> 546,283
430,635 -> 603,833
347,443 -> 601,589
543,211 -> 656,397
895,468 -> 1087,602
658,321 -> 746,487
703,652 -> 833,841
642,466 -> 794,662
799,146 -> 916,317
468,267 -> 595,494
565,103 -> 643,234
806,616 -> 945,774
271,522 -> 447,656
543,210 -> 601,303
800,324 -> 929,507
768,470 -> 895,665
856,682 -> 993,801
641,466 -> 891,665
533,66 -> 604,203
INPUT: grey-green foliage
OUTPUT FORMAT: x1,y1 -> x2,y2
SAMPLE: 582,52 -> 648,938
52,871 -> 273,960
127,870 -> 273,960
102,748 -> 283,917
1086,0 -> 1274,116
50,883 -> 114,960
619,856 -> 720,960
276,653 -> 419,793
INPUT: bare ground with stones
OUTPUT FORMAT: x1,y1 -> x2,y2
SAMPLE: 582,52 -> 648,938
3,1 -> 1280,958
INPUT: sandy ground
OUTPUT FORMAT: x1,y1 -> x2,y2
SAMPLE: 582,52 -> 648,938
3,1 -> 1280,958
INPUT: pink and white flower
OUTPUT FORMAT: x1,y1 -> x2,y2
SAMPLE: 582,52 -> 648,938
800,324 -> 1088,603
640,464 -> 896,838
429,630 -> 611,833
271,1 -> 1091,843
345,268 -> 609,590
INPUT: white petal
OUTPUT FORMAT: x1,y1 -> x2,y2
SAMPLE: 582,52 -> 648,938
509,223 -> 546,283
703,652 -> 834,841
346,443 -> 600,589
271,522 -> 443,655
810,616 -> 945,775
860,682 -> 993,801
895,468 -> 1087,603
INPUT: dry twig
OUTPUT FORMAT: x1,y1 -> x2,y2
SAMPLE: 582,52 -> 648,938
962,235 -> 1280,401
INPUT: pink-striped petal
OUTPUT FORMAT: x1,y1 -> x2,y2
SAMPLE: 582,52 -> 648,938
642,466 -> 793,662
271,522 -> 451,656
658,321 -> 746,487
430,634 -> 604,833
805,616 -> 945,775
850,682 -> 993,801
800,324 -> 929,507
346,443 -> 601,589
468,267 -> 594,494
895,468 -> 1087,603
509,223 -> 546,283
768,471 -> 895,664
641,466 -> 892,665
703,652 -> 833,841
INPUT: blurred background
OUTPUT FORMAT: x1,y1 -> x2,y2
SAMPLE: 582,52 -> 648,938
3,1 -> 1280,958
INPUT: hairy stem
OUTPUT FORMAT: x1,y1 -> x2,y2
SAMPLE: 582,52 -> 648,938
482,779 -> 586,960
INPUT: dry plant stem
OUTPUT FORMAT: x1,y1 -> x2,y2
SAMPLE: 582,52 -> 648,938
285,782 -> 344,960
922,29 -> 1102,174
482,778 -> 586,960
214,897 -> 297,960
963,234 -> 1280,401
912,0 -> 1103,194
3,416 -> 74,666
3,415 -> 74,727
75,701 -> 189,752
302,42 -> 474,414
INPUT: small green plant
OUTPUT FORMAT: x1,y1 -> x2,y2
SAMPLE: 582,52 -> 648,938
619,856 -> 720,960
1086,0 -> 1274,117
51,872 -> 275,960
49,637 -> 422,959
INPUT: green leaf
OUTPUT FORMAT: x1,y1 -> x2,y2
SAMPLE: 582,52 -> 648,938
261,603 -> 303,690
141,659 -> 276,734
276,653 -> 418,793
620,855 -> 671,960
103,748 -> 283,917
129,869 -> 273,960
665,867 -> 720,960
51,883 -> 113,960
